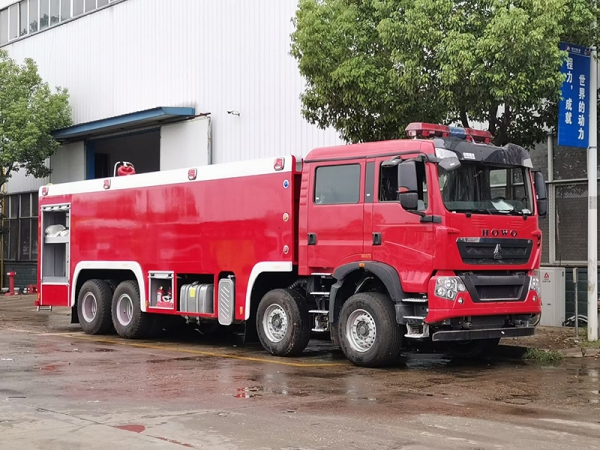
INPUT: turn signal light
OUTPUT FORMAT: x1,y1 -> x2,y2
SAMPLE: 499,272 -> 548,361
274,158 -> 285,171
188,169 -> 197,180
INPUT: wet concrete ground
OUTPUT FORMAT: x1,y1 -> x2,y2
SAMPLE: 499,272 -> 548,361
1,297 -> 600,449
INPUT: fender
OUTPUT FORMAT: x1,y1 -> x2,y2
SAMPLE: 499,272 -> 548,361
245,261 -> 293,320
71,261 -> 147,311
329,261 -> 406,324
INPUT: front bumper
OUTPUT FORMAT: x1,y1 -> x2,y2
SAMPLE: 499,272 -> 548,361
431,326 -> 535,342
426,273 -> 541,324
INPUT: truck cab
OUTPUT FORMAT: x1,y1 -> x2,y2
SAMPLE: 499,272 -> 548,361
289,123 -> 546,366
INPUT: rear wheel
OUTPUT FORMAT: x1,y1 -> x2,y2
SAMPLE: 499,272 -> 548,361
257,288 -> 311,357
448,338 -> 500,359
338,292 -> 402,367
77,279 -> 114,335
111,280 -> 154,339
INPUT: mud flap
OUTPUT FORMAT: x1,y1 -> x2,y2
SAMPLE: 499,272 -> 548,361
71,304 -> 79,324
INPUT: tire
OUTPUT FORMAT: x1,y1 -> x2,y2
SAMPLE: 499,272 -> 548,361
77,279 -> 114,335
338,292 -> 402,367
104,279 -> 118,294
111,280 -> 154,339
448,338 -> 500,359
256,288 -> 311,357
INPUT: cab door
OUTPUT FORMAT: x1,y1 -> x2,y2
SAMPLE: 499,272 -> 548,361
370,157 -> 435,292
306,160 -> 365,272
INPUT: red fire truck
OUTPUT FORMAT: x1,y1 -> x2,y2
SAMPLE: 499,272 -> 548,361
36,123 -> 547,367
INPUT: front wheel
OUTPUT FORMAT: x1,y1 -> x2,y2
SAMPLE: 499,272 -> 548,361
256,289 -> 311,357
338,292 -> 402,367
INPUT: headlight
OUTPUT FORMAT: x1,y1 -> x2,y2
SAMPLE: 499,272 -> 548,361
529,276 -> 541,296
435,277 -> 466,301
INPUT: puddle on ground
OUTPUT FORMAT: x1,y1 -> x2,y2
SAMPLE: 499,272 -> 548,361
233,385 -> 311,399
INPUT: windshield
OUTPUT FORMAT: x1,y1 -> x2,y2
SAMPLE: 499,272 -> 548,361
438,163 -> 533,215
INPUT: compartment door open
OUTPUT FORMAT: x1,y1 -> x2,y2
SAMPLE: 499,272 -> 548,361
39,204 -> 71,307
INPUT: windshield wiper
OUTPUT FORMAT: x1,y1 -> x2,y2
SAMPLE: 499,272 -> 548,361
503,209 -> 523,215
494,209 -> 529,216
452,208 -> 492,215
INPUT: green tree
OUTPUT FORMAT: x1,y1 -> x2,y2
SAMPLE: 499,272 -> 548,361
0,49 -> 72,187
291,0 -> 599,147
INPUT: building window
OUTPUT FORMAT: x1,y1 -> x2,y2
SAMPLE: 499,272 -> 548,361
3,192 -> 38,262
50,0 -> 59,25
9,4 -> 18,40
0,0 -> 119,44
29,0 -> 37,32
314,164 -> 361,205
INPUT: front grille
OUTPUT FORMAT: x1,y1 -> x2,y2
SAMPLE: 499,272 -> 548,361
476,284 -> 522,301
462,273 -> 529,302
457,238 -> 532,265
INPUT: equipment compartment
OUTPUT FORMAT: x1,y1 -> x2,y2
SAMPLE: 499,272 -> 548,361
41,205 -> 70,282
148,271 -> 175,309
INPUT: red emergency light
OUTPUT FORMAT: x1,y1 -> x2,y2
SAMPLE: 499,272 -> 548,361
405,122 -> 493,144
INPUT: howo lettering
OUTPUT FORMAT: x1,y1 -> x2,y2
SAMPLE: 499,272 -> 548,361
36,122 -> 548,367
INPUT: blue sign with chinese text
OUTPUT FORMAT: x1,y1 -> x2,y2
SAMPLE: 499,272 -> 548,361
558,42 -> 591,148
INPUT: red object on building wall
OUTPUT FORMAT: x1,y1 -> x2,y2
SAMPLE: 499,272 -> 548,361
5,271 -> 16,296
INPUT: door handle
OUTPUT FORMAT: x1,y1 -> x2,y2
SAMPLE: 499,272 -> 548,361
308,233 -> 317,245
372,232 -> 382,246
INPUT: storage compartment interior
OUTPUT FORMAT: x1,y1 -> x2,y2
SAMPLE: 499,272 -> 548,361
149,272 -> 175,309
41,207 -> 70,282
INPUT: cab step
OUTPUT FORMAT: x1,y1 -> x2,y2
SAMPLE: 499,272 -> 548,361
403,316 -> 429,339
403,315 -> 426,324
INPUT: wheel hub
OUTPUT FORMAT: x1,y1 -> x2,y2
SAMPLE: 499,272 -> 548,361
346,309 -> 377,353
263,304 -> 288,343
116,294 -> 134,327
81,293 -> 98,323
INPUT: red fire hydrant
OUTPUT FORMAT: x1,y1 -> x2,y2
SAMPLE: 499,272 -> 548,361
5,271 -> 16,296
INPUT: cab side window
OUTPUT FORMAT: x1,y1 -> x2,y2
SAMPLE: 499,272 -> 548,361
314,164 -> 361,205
379,161 -> 428,210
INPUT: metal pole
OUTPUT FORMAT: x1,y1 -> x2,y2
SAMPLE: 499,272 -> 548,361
547,132 -> 554,183
574,267 -> 579,338
548,132 -> 557,264
588,46 -> 598,342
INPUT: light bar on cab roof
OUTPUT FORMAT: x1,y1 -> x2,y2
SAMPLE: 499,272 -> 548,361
405,122 -> 493,144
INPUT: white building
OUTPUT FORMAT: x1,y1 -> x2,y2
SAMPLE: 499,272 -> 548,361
0,0 -> 345,286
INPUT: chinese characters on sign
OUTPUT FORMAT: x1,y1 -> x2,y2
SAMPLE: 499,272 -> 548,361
558,42 -> 591,148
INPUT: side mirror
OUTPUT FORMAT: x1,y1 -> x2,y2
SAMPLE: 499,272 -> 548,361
398,161 -> 419,211
534,171 -> 548,218
438,156 -> 461,171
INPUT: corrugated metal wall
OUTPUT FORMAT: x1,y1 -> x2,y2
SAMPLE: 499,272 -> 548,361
2,0 -> 344,171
